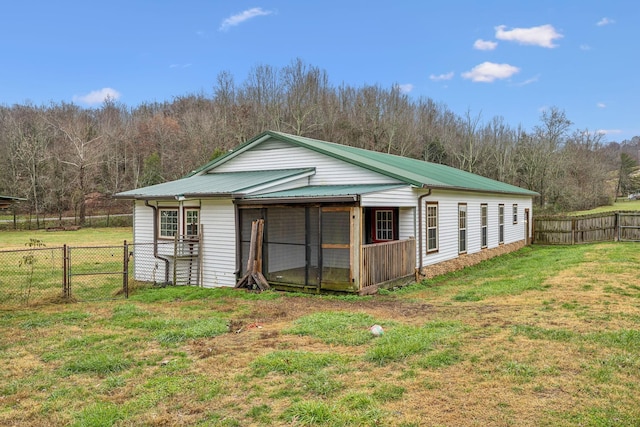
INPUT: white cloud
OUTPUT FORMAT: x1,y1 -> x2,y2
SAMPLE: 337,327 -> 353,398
170,63 -> 192,69
597,102 -> 606,108
429,71 -> 454,81
596,17 -> 615,26
461,62 -> 520,83
495,24 -> 563,48
397,83 -> 414,94
473,39 -> 497,51
73,88 -> 121,105
219,7 -> 273,32
597,129 -> 622,135
580,44 -> 591,51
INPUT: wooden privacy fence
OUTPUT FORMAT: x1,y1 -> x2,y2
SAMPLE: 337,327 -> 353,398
533,211 -> 640,244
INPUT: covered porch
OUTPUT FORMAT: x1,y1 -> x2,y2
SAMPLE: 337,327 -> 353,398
237,187 -> 417,294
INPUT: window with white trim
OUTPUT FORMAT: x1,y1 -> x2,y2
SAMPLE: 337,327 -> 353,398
513,204 -> 518,224
498,204 -> 505,244
185,209 -> 200,236
426,203 -> 438,252
481,204 -> 488,248
159,209 -> 178,238
458,204 -> 467,254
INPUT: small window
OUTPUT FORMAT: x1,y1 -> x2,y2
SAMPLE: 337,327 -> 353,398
426,203 -> 438,252
458,204 -> 467,254
498,204 -> 505,244
185,209 -> 200,236
513,204 -> 518,224
481,204 -> 488,248
372,208 -> 394,242
159,209 -> 178,238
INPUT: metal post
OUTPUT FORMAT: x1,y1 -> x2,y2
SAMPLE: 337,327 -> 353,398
66,245 -> 72,299
63,244 -> 68,299
123,240 -> 129,298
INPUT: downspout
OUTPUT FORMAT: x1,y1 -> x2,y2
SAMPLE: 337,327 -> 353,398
417,187 -> 432,280
145,200 -> 170,284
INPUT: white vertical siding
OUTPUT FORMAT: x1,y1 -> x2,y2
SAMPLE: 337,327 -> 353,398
215,139 -> 400,185
200,199 -> 237,288
133,201 -> 154,243
132,201 -> 169,283
360,186 -> 416,207
417,190 -> 533,268
132,199 -> 238,287
398,207 -> 416,241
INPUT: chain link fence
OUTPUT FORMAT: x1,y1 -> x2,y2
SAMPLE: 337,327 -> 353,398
0,241 -> 176,309
0,246 -> 65,307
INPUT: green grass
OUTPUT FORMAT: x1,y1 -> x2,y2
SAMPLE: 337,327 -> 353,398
411,245 -> 590,302
285,311 -> 387,346
72,402 -> 127,427
569,199 -> 640,215
0,227 -> 132,249
252,350 -> 350,377
365,320 -> 463,365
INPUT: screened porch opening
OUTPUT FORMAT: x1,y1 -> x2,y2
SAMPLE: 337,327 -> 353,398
239,205 -> 354,292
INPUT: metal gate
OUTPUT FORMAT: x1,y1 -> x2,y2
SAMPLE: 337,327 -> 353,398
66,242 -> 130,301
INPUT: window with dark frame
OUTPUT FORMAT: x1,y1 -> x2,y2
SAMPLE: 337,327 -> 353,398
426,203 -> 438,252
481,204 -> 488,248
458,204 -> 467,254
498,204 -> 505,244
375,209 -> 394,241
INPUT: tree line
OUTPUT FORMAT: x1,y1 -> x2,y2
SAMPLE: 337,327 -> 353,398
1,59 -> 639,224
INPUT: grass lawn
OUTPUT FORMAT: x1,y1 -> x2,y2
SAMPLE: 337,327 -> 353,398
569,199 -> 640,215
1,241 -> 639,426
0,227 -> 132,250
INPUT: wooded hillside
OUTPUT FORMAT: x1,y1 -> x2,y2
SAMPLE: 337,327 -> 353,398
1,60 -> 639,223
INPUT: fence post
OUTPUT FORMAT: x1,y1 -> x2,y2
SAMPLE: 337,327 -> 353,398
123,240 -> 129,298
63,244 -> 68,299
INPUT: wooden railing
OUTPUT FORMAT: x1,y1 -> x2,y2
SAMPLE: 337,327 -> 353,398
361,238 -> 415,289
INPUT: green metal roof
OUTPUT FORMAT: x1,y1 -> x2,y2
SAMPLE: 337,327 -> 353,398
247,184 -> 406,199
114,168 -> 314,200
192,131 -> 538,196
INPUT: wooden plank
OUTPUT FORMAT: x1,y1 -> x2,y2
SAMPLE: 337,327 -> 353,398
236,219 -> 270,290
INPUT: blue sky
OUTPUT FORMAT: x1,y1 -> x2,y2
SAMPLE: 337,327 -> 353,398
2,1 -> 638,142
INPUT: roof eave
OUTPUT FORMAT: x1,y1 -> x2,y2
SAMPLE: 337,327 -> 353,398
112,193 -> 235,201
237,195 -> 360,205
425,184 -> 539,197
